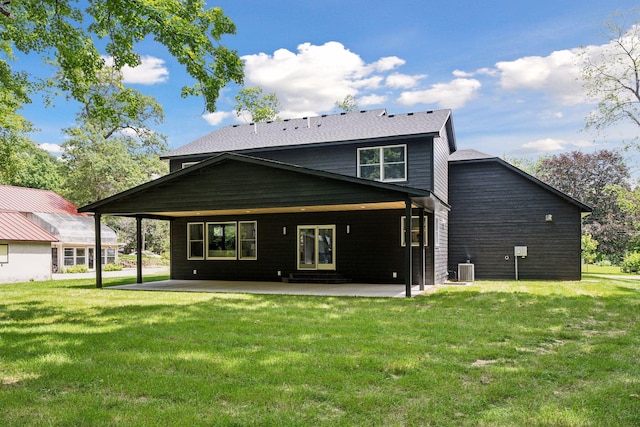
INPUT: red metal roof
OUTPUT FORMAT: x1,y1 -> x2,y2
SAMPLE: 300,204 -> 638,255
0,212 -> 59,242
0,185 -> 79,214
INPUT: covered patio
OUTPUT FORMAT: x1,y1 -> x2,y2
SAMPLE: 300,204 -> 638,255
106,279 -> 433,298
80,153 -> 448,297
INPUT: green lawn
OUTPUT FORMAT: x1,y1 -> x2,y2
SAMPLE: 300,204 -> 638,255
1,275 -> 639,426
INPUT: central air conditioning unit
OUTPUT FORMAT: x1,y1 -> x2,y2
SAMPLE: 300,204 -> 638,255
458,263 -> 475,282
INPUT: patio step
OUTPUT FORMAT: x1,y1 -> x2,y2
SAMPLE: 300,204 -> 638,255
282,271 -> 351,284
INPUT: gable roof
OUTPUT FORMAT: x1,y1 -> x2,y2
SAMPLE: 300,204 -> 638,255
0,185 -> 79,215
162,109 -> 455,159
0,212 -> 59,242
449,149 -> 592,213
80,152 -> 447,216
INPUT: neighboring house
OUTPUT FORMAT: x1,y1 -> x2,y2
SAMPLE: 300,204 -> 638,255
79,109 -> 590,295
0,211 -> 58,283
0,185 -> 118,280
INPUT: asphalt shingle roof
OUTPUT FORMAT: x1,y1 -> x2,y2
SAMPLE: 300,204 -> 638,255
448,149 -> 496,162
163,109 -> 453,159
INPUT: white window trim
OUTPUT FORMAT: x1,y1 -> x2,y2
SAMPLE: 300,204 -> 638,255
239,221 -> 258,260
400,216 -> 428,247
206,222 -> 238,260
357,144 -> 407,182
187,222 -> 205,260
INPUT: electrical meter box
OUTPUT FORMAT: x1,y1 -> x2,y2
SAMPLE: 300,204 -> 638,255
514,246 -> 528,257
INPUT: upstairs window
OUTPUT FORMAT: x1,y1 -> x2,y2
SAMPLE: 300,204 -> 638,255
358,145 -> 407,182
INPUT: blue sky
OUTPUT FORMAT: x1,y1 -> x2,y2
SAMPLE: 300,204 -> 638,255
20,0 -> 640,172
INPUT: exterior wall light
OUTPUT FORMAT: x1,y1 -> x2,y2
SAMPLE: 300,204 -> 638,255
545,214 -> 553,222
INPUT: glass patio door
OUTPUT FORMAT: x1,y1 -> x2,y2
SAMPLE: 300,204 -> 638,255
297,225 -> 335,270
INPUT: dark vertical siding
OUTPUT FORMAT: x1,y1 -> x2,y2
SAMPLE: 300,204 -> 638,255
171,209 -> 428,284
169,137 -> 435,192
432,131 -> 451,203
448,161 -> 583,280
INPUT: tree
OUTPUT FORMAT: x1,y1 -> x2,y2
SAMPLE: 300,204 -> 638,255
335,94 -> 358,112
9,147 -> 64,191
0,1 -> 243,118
0,91 -> 36,184
535,150 -> 633,262
579,9 -> 640,136
61,68 -> 168,206
234,87 -> 280,122
581,233 -> 599,267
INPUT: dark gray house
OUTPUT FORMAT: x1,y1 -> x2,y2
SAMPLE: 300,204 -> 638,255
448,149 -> 591,280
79,109 -> 590,295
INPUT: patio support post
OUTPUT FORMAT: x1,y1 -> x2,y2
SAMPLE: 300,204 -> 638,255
419,209 -> 425,290
404,199 -> 412,297
95,213 -> 102,289
136,217 -> 143,284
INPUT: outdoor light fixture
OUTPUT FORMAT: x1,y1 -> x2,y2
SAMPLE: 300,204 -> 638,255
346,225 -> 350,234
545,214 -> 553,222
282,226 -> 287,235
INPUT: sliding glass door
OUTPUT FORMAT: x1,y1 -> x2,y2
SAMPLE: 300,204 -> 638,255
297,225 -> 335,270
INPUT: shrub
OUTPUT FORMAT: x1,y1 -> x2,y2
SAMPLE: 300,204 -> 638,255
621,252 -> 640,273
63,265 -> 89,274
596,259 -> 612,267
104,263 -> 123,272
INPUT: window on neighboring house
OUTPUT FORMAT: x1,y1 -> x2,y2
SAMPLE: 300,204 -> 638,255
187,223 -> 204,260
64,248 -> 75,266
207,222 -> 236,259
239,221 -> 257,260
0,244 -> 8,263
182,162 -> 199,169
101,248 -> 116,265
400,216 -> 428,247
358,145 -> 407,182
76,248 -> 86,266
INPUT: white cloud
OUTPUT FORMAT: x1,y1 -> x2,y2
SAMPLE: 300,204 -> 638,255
203,111 -> 234,126
495,49 -> 584,105
397,78 -> 481,109
517,137 -> 598,154
359,94 -> 387,106
385,73 -> 426,89
241,42 -> 409,116
39,143 -> 63,154
103,55 -> 169,85
369,56 -> 405,72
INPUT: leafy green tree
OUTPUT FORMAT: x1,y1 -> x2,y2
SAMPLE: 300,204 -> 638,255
9,147 -> 64,191
61,68 -> 168,206
0,91 -> 36,184
234,87 -> 280,122
535,150 -> 633,262
581,233 -> 599,266
335,94 -> 358,112
0,0 -> 243,117
578,9 -> 640,138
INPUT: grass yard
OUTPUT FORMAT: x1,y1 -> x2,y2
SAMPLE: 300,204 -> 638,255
1,275 -> 639,426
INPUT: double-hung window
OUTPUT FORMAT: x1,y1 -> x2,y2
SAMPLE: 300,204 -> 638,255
239,221 -> 257,260
358,145 -> 407,182
187,223 -> 205,260
401,216 -> 428,247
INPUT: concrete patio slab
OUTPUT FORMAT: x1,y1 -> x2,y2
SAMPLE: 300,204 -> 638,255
106,279 -> 432,298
